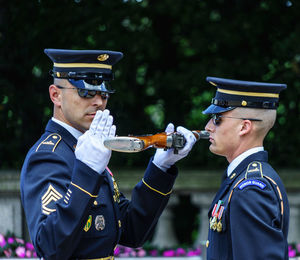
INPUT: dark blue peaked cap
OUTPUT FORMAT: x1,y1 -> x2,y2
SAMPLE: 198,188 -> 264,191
202,76 -> 287,114
44,49 -> 123,93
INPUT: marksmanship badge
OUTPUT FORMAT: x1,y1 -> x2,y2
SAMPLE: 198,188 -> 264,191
95,215 -> 105,231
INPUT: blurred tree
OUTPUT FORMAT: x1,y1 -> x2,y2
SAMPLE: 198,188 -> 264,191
0,0 -> 299,169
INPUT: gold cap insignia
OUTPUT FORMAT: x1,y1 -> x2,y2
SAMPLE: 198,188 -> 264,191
97,54 -> 109,62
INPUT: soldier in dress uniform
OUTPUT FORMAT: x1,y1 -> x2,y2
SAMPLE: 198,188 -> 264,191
20,49 -> 197,260
202,76 -> 289,259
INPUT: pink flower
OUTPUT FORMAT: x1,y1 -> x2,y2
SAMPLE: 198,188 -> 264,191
137,248 -> 146,257
119,252 -> 130,257
130,250 -> 136,257
16,246 -> 26,257
114,246 -> 120,256
187,248 -> 202,256
149,249 -> 158,257
26,242 -> 35,251
26,249 -> 32,257
4,248 -> 12,257
0,233 -> 6,247
163,250 -> 175,257
187,251 -> 194,256
16,238 -> 25,244
124,246 -> 132,253
176,248 -> 186,256
7,237 -> 15,244
289,249 -> 296,258
194,248 -> 202,255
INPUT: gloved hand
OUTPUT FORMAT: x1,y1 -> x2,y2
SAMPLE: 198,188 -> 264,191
75,109 -> 116,173
153,123 -> 196,172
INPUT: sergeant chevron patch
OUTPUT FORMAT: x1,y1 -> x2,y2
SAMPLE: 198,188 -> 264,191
41,184 -> 63,215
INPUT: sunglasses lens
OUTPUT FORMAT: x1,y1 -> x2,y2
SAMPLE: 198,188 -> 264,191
212,114 -> 221,125
77,89 -> 95,98
77,88 -> 110,99
101,92 -> 110,100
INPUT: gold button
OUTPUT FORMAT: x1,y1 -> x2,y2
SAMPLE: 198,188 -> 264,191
118,220 -> 121,228
241,100 -> 247,106
53,135 -> 58,139
252,163 -> 257,167
230,173 -> 236,179
94,200 -> 98,206
206,240 -> 209,248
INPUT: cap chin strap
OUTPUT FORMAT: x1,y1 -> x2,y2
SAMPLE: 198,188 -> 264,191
212,98 -> 278,109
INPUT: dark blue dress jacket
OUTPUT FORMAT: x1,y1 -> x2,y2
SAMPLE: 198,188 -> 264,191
207,151 -> 289,260
20,120 -> 178,260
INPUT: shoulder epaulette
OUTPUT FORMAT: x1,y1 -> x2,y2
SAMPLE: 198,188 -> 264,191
228,161 -> 284,228
36,133 -> 62,152
245,161 -> 263,178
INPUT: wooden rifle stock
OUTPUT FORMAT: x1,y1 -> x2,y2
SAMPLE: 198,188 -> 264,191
130,130 -> 209,151
104,130 -> 209,153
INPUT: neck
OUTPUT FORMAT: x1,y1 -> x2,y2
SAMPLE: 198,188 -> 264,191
226,136 -> 263,163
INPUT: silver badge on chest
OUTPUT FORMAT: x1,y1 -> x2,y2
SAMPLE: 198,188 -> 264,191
95,215 -> 105,231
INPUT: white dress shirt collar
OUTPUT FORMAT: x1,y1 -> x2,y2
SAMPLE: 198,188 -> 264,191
227,147 -> 264,177
52,117 -> 83,140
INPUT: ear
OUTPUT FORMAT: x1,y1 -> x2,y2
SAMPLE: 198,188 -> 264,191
239,120 -> 252,136
49,84 -> 62,106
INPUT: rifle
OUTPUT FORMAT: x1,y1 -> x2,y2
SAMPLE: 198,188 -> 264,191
104,130 -> 209,153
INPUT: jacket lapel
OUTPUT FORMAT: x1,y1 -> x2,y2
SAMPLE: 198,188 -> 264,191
208,151 -> 269,215
45,120 -> 78,151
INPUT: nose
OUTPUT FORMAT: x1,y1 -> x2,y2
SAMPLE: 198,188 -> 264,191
205,118 -> 215,133
91,94 -> 106,107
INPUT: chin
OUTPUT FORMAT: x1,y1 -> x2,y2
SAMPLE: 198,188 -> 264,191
209,146 -> 223,157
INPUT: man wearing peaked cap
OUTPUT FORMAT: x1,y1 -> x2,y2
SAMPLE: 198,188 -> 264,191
44,48 -> 123,93
202,77 -> 289,259
20,49 -> 196,259
203,76 -> 287,114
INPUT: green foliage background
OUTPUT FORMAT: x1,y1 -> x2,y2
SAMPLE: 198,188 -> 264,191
0,0 -> 299,170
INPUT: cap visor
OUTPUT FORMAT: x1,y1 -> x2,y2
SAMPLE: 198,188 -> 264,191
202,104 -> 235,114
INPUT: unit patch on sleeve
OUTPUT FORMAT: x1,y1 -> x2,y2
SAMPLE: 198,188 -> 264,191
41,184 -> 63,215
238,179 -> 266,190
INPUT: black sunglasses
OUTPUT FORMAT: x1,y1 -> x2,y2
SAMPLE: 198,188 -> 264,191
211,114 -> 263,126
56,85 -> 110,99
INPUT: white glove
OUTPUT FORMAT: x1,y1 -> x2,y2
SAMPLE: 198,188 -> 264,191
75,109 -> 116,173
153,123 -> 196,172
